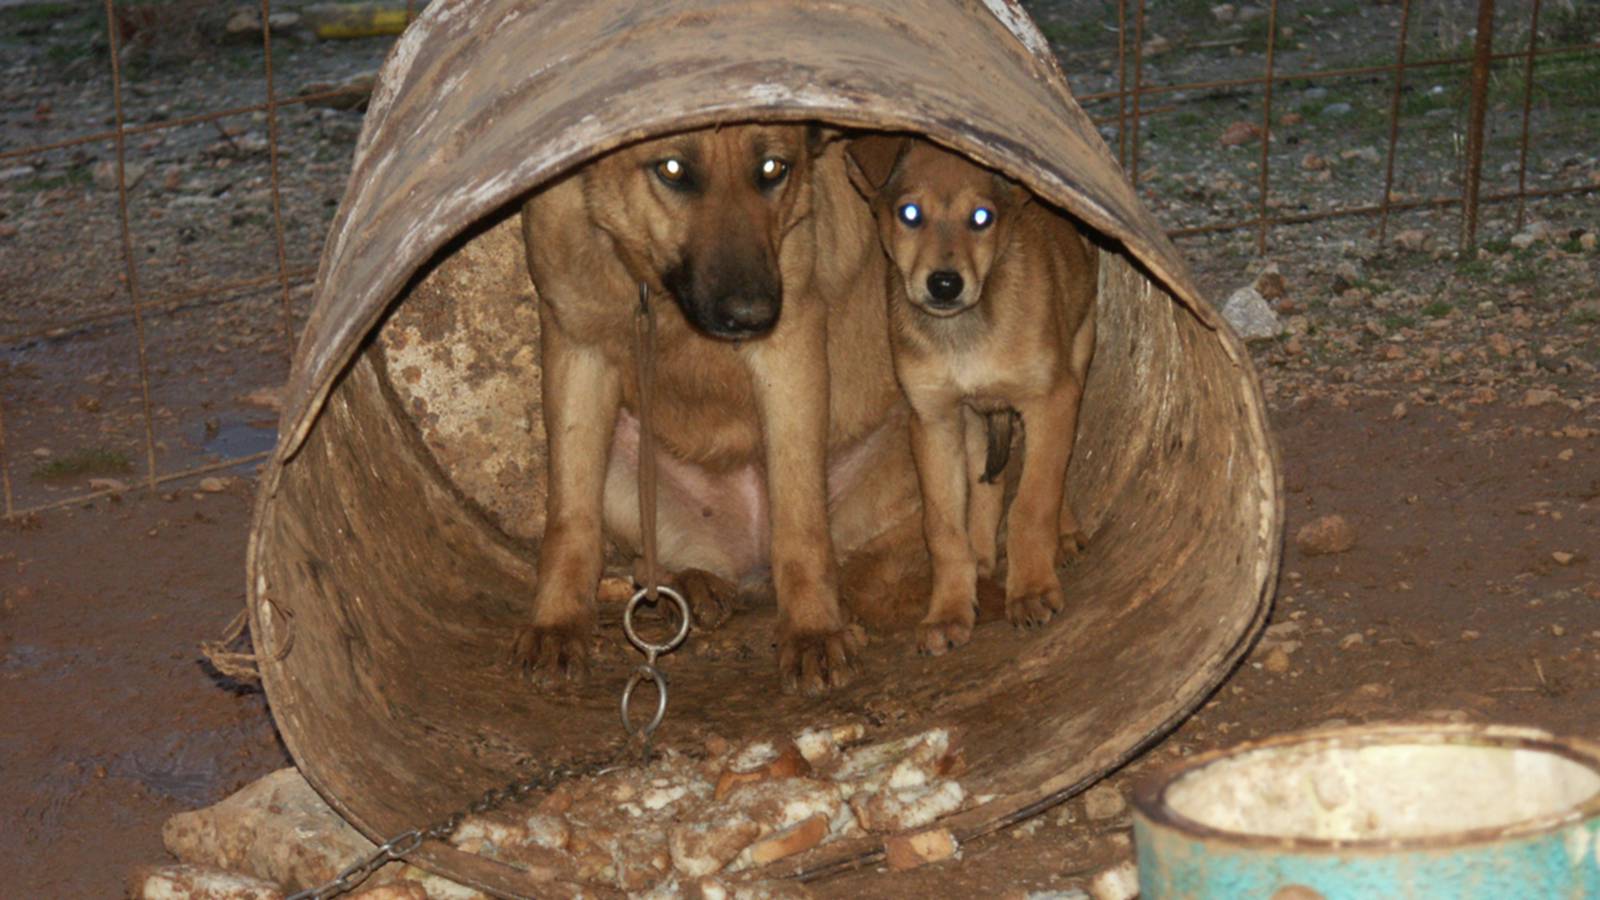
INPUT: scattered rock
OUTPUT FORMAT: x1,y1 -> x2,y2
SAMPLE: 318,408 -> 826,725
1300,152 -> 1328,171
1339,633 -> 1366,651
199,477 -> 229,493
1581,233 -> 1597,252
1320,102 -> 1353,117
163,768 -> 399,891
1089,859 -> 1139,900
1253,265 -> 1287,300
89,477 -> 129,493
225,7 -> 261,36
91,159 -> 148,191
1081,784 -> 1126,821
1552,551 -> 1582,567
669,815 -> 762,878
1219,121 -> 1262,147
1263,646 -> 1291,673
300,70 -> 379,111
129,864 -> 283,900
741,814 -> 829,867
240,385 -> 286,412
1222,286 -> 1284,341
1522,388 -> 1560,407
1210,3 -> 1237,23
883,827 -> 958,871
1393,229 -> 1432,252
1295,514 -> 1356,556
1340,146 -> 1382,164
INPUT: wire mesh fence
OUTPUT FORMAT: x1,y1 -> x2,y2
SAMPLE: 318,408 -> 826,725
1,0 -> 1596,520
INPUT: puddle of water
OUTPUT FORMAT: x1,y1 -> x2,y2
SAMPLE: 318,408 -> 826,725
195,416 -> 278,462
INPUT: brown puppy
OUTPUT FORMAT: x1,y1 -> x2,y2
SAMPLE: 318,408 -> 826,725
519,124 -> 905,694
847,137 -> 1098,655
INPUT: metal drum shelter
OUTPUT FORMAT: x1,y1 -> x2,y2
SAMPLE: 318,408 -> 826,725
246,1 -> 1284,895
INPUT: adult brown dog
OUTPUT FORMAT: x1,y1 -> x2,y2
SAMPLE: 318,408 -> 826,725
847,137 -> 1098,656
517,124 -> 915,694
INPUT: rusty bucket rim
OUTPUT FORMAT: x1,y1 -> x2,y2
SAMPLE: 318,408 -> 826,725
1131,722 -> 1600,854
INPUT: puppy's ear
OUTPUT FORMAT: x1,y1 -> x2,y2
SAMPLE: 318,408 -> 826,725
992,171 -> 1034,210
845,134 -> 909,199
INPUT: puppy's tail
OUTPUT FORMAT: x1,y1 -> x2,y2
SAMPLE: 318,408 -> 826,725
980,410 -> 1018,484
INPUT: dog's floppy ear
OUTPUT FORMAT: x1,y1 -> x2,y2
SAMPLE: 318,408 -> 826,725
992,170 -> 1034,209
845,134 -> 909,199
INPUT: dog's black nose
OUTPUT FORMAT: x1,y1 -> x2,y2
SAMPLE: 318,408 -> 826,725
926,271 -> 964,304
715,294 -> 780,336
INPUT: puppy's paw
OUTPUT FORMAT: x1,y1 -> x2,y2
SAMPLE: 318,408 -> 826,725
916,613 -> 974,656
671,568 -> 740,632
1005,583 -> 1064,629
777,624 -> 861,695
511,621 -> 593,689
1058,529 -> 1088,561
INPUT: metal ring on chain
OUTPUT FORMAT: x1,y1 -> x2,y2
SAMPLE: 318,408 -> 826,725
622,584 -> 691,656
620,664 -> 670,737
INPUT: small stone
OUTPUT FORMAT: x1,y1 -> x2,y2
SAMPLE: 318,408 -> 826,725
1390,402 -> 1407,420
1321,102 -> 1353,117
1300,152 -> 1328,171
1461,630 -> 1481,641
1253,266 -> 1287,300
199,477 -> 229,493
1557,448 -> 1575,462
89,477 -> 129,493
226,7 -> 261,35
1263,646 -> 1291,673
1551,624 -> 1566,637
741,813 -> 829,866
1581,233 -> 1597,252
1295,514 -> 1356,556
1340,146 -> 1382,164
240,385 -> 285,411
1089,859 -> 1139,900
1219,121 -> 1262,147
1523,389 -> 1560,407
1082,784 -> 1126,821
669,815 -> 761,877
1210,3 -> 1238,23
129,864 -> 283,900
91,159 -> 148,191
1280,112 -> 1304,126
1488,333 -> 1513,357
1552,551 -> 1579,566
1393,229 -> 1432,252
1339,633 -> 1365,651
883,827 -> 958,871
1221,286 -> 1284,341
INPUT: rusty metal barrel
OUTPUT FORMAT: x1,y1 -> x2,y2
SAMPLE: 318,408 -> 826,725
246,1 -> 1283,895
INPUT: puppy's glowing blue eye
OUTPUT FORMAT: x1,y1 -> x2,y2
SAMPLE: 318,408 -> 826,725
970,207 -> 994,230
897,203 -> 922,227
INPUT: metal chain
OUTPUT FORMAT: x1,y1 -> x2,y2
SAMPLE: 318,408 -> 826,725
284,750 -> 626,900
286,283 -> 692,900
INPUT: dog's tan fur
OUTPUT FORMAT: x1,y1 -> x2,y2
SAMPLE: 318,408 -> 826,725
847,137 -> 1098,655
519,124 -> 912,693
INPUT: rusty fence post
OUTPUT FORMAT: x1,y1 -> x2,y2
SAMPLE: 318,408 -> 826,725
1129,0 -> 1148,188
102,0 -> 162,495
1254,0 -> 1280,255
1513,0 -> 1544,230
259,0 -> 298,363
1116,0 -> 1129,169
1460,0 -> 1497,252
1377,0 -> 1414,243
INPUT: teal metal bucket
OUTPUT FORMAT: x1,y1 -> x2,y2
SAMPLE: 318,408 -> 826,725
1133,724 -> 1600,899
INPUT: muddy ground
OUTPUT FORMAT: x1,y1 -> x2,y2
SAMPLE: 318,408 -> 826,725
2,0 -> 1599,897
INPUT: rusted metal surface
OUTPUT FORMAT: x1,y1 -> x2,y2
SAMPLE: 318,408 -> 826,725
1377,0 -> 1415,243
1460,0 -> 1498,252
1253,0 -> 1280,255
245,1 -> 1283,894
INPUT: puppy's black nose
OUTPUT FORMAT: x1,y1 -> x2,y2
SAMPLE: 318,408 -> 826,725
716,294 -> 780,336
926,271 -> 964,304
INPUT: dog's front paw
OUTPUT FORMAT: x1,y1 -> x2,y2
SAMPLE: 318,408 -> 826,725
777,623 -> 861,695
511,621 -> 593,689
671,568 -> 740,632
1058,529 -> 1088,561
916,612 -> 974,656
1005,581 -> 1064,629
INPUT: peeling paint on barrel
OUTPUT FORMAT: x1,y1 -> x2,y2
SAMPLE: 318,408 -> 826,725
1133,725 -> 1600,899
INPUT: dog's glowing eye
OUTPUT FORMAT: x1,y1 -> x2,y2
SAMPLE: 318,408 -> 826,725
759,158 -> 789,184
970,207 -> 994,230
897,203 -> 922,227
655,158 -> 686,184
